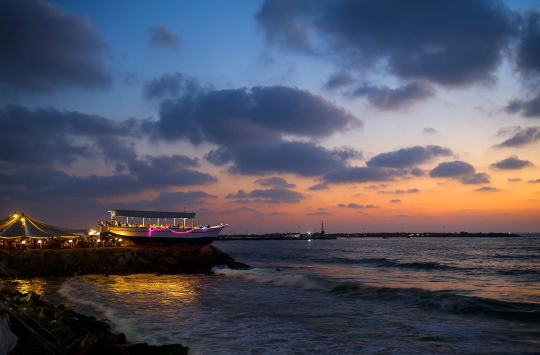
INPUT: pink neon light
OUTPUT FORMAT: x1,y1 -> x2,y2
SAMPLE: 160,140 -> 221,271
147,224 -> 227,237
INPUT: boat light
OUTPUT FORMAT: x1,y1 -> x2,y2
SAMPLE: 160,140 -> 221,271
22,240 -> 26,244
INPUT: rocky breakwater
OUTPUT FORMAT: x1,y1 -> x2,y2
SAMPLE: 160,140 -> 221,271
0,245 -> 249,277
0,287 -> 189,354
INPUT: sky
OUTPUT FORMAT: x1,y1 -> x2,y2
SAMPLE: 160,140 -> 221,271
1,0 -> 539,234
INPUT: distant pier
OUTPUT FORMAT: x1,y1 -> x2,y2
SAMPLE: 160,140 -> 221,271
216,231 -> 521,240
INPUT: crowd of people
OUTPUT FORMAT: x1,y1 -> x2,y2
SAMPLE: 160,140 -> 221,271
0,236 -> 123,249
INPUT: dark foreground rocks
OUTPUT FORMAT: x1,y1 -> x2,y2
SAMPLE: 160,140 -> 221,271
0,245 -> 250,277
0,288 -> 189,355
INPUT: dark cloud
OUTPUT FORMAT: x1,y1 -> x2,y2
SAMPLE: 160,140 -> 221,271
367,145 -> 453,169
528,178 -> 540,184
0,105 -> 139,166
505,96 -> 540,118
349,82 -> 435,110
143,72 -> 199,100
227,142 -> 361,176
246,86 -> 362,137
515,10 -> 540,76
225,188 -> 306,203
410,167 -> 425,177
145,81 -> 362,176
225,190 -> 249,199
0,104 -> 218,213
324,71 -> 354,90
390,199 -> 401,203
508,178 -> 522,182
347,203 -> 364,209
256,0 -> 315,52
429,161 -> 490,185
495,126 -> 540,147
126,155 -> 216,188
337,202 -> 380,209
458,173 -> 491,185
474,186 -> 499,192
248,188 -> 307,203
364,184 -> 387,190
378,188 -> 419,194
257,0 -> 517,87
0,158 -> 217,201
307,183 -> 329,191
148,26 -> 181,48
507,11 -> 540,118
497,126 -> 540,148
151,84 -> 361,143
255,177 -> 296,188
323,167 -> 406,184
429,161 -> 476,177
0,0 -> 111,93
423,127 -> 437,134
490,155 -> 534,170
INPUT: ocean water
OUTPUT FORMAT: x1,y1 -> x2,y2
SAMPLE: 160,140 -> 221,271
18,236 -> 540,354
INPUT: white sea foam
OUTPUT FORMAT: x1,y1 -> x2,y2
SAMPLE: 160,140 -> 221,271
217,268 -> 330,291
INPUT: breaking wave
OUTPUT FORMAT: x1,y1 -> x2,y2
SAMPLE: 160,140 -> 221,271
218,268 -> 540,324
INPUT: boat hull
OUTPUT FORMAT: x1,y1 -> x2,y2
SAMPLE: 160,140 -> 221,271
101,225 -> 226,246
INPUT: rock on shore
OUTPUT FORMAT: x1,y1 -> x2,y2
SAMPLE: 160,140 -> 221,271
0,245 -> 250,277
0,287 -> 189,354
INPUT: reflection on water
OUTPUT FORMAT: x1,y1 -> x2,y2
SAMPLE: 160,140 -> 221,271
66,274 -> 201,308
13,278 -> 59,297
9,274 -> 201,309
14,279 -> 46,295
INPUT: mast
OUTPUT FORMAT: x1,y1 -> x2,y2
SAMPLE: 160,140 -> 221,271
321,221 -> 325,237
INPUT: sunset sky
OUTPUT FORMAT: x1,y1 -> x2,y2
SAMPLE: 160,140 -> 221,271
1,0 -> 539,233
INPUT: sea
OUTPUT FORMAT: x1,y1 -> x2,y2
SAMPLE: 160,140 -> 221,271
16,236 -> 540,354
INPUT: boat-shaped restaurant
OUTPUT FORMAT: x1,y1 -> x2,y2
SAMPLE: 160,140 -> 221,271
99,209 -> 227,246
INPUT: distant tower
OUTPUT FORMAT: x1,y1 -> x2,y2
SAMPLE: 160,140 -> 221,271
321,221 -> 325,237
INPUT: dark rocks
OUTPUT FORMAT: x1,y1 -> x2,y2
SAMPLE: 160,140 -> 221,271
0,288 -> 189,355
0,245 -> 248,277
